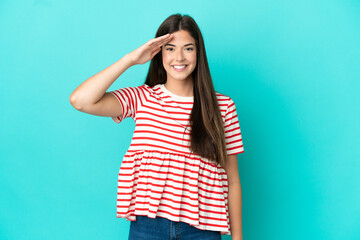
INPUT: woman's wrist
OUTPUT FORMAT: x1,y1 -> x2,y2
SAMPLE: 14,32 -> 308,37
231,233 -> 243,240
122,53 -> 137,67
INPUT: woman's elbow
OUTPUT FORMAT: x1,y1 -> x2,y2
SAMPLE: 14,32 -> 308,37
69,93 -> 83,110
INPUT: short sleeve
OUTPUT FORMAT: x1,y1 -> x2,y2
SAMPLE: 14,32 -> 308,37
224,98 -> 245,155
109,86 -> 141,124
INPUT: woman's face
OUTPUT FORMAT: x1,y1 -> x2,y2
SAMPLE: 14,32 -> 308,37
161,30 -> 197,83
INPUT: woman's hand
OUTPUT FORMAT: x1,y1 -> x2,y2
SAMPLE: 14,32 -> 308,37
127,33 -> 173,65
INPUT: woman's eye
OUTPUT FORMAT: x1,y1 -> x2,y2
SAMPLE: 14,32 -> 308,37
166,47 -> 193,51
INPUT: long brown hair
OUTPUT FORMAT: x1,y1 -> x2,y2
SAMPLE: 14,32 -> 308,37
144,14 -> 228,169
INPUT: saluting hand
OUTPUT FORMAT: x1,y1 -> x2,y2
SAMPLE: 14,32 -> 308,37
127,33 -> 173,65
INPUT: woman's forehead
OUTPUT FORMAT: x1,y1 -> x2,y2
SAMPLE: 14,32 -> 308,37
167,30 -> 195,44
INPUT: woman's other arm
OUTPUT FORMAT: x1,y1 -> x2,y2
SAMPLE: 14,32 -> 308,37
225,154 -> 244,240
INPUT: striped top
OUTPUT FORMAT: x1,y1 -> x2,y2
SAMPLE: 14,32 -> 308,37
109,83 -> 244,236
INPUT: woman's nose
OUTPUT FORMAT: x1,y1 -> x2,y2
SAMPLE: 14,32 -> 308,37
175,50 -> 185,61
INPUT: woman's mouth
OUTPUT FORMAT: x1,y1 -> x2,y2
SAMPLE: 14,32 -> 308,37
172,65 -> 188,72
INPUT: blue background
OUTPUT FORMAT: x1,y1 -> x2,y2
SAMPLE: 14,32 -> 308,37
1,0 -> 359,239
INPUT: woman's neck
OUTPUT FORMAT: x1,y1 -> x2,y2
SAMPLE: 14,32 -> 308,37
164,80 -> 194,97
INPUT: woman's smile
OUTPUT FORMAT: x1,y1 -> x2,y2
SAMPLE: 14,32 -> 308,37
172,64 -> 188,72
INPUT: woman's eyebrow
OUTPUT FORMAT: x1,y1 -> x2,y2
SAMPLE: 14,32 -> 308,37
165,43 -> 195,47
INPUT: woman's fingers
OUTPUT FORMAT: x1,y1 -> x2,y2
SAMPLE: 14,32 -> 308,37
155,35 -> 173,47
151,47 -> 162,58
149,36 -> 173,53
148,33 -> 173,46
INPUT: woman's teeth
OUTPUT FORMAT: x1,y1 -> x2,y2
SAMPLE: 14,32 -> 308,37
173,65 -> 186,69
172,65 -> 188,72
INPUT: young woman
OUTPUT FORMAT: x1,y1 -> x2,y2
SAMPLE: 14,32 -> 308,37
70,14 -> 245,240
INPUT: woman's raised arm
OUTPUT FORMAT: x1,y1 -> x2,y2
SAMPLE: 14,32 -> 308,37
69,33 -> 173,117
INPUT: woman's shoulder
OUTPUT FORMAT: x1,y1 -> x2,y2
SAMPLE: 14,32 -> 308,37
215,90 -> 232,107
124,83 -> 159,96
141,83 -> 169,100
141,83 -> 162,93
215,90 -> 230,99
